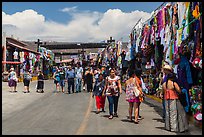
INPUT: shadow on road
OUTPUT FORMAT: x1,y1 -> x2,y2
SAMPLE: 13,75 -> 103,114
152,118 -> 164,123
143,99 -> 163,118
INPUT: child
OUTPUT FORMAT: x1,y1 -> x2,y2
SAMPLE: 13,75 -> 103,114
36,70 -> 44,93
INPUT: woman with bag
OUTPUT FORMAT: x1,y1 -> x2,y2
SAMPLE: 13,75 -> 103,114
92,74 -> 106,114
102,68 -> 122,119
125,70 -> 141,124
23,69 -> 32,93
8,67 -> 18,92
36,70 -> 44,93
162,65 -> 188,133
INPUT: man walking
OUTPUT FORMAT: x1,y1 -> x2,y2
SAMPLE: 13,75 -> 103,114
66,65 -> 75,94
75,63 -> 83,93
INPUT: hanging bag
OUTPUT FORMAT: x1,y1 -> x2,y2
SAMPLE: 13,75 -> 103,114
133,78 -> 141,97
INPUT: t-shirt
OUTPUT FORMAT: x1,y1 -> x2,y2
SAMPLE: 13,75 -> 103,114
106,76 -> 120,96
59,71 -> 65,80
13,51 -> 18,60
75,67 -> 83,78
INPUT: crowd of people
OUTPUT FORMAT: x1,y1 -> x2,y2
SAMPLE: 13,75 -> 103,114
6,61 -> 189,133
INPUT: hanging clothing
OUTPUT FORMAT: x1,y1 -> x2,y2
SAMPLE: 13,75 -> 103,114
177,55 -> 193,90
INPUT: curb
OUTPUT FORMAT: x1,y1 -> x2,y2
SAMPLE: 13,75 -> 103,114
145,95 -> 202,129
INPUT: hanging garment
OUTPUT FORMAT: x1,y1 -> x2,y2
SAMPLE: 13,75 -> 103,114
177,55 -> 193,90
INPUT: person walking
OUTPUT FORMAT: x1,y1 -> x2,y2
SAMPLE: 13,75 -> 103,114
53,68 -> 60,92
92,73 -> 106,114
85,67 -> 93,92
8,67 -> 18,92
66,65 -> 75,94
134,70 -> 144,121
102,68 -> 122,119
23,69 -> 32,93
36,70 -> 44,93
162,65 -> 189,133
125,70 -> 141,124
75,63 -> 83,93
59,67 -> 66,93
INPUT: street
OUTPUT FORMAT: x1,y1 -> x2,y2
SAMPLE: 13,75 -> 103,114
2,80 -> 202,135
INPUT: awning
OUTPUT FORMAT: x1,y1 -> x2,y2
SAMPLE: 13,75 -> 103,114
2,61 -> 22,64
7,41 -> 40,54
60,59 -> 73,63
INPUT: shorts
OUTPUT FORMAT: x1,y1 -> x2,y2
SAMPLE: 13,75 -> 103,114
54,80 -> 59,84
8,79 -> 17,87
59,80 -> 65,87
23,79 -> 30,86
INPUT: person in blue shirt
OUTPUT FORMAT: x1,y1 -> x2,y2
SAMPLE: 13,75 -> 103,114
66,65 -> 76,94
53,68 -> 60,92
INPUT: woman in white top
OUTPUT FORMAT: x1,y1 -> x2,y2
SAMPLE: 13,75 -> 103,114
102,68 -> 122,119
8,67 -> 18,92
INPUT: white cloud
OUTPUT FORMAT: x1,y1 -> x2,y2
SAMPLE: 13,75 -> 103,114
60,6 -> 78,13
2,8 -> 151,42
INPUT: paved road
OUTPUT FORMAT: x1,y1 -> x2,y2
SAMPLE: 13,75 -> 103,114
2,80 -> 202,135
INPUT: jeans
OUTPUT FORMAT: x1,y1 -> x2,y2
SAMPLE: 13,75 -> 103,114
76,77 -> 82,92
162,99 -> 165,119
107,95 -> 120,115
68,78 -> 75,93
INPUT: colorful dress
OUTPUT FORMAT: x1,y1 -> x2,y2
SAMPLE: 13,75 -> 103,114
125,78 -> 140,103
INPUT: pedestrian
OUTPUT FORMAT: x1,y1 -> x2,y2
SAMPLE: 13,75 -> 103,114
8,67 -> 18,92
66,65 -> 75,94
92,73 -> 106,114
75,63 -> 83,93
125,70 -> 141,124
36,70 -> 44,93
23,69 -> 32,93
134,70 -> 144,120
162,65 -> 189,133
85,67 -> 93,92
102,68 -> 122,119
53,68 -> 60,92
59,67 -> 66,93
161,64 -> 174,120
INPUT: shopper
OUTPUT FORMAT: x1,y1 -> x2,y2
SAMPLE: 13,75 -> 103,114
75,63 -> 83,93
23,69 -> 32,93
85,67 -> 93,92
162,65 -> 189,133
59,67 -> 66,93
66,65 -> 75,94
134,70 -> 144,120
92,74 -> 106,114
53,68 -> 60,92
36,70 -> 44,93
125,70 -> 141,124
8,67 -> 18,92
102,68 -> 122,119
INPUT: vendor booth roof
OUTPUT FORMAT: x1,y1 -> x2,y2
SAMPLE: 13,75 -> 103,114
2,61 -> 22,64
7,41 -> 40,54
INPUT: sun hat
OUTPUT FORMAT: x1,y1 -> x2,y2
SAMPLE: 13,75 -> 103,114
10,68 -> 14,71
163,64 -> 173,72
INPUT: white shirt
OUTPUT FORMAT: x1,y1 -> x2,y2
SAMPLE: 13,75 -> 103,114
75,67 -> 83,78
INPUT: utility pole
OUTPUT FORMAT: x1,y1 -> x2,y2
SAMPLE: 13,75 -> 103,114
35,39 -> 42,52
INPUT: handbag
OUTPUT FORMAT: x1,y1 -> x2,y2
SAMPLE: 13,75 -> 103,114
133,78 -> 141,97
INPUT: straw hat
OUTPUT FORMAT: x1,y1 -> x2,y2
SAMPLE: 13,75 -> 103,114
163,64 -> 173,72
10,68 -> 14,71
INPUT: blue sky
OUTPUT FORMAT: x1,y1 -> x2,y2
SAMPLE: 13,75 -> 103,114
2,2 -> 163,42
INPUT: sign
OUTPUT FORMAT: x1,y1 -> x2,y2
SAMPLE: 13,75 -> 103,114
55,57 -> 61,63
